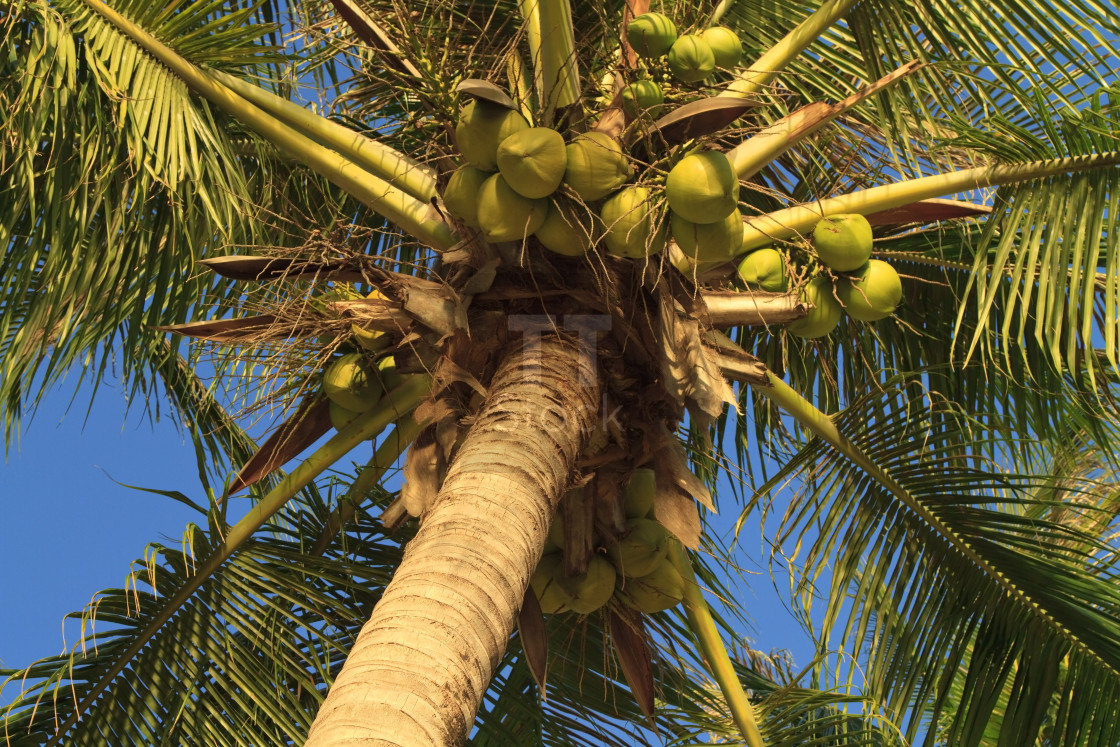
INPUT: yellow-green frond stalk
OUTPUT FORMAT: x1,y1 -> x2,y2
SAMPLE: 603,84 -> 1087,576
523,0 -> 580,122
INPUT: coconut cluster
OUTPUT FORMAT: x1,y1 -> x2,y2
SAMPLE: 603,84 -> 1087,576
735,214 -> 902,338
530,468 -> 686,616
625,12 -> 743,86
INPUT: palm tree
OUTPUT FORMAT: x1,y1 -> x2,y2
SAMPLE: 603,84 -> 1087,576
4,0 -> 1120,744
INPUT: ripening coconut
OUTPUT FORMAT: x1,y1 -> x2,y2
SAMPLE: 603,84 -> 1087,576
454,99 -> 529,170
737,247 -> 788,292
476,173 -> 549,242
496,126 -> 568,199
626,12 -> 678,59
607,518 -> 671,578
620,557 -> 685,613
323,353 -> 383,412
622,468 -> 656,518
601,187 -> 665,258
563,132 -> 631,201
667,34 -> 716,83
443,164 -> 491,227
701,26 -> 743,68
665,150 -> 739,224
535,199 -> 594,256
620,79 -> 665,118
813,213 -> 874,272
558,555 -> 617,614
670,209 -> 744,264
787,276 -> 842,338
531,553 -> 573,614
837,259 -> 903,321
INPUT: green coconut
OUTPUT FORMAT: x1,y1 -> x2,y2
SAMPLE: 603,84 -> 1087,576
601,187 -> 665,258
531,553 -> 573,614
813,213 -> 874,272
671,209 -> 744,264
496,126 -> 568,199
607,518 -> 671,578
701,26 -> 743,68
737,247 -> 788,292
622,468 -> 656,518
375,355 -> 405,392
455,99 -> 530,171
535,199 -> 594,256
477,173 -> 549,242
667,35 -> 716,84
328,400 -> 362,431
443,165 -> 491,227
665,150 -> 739,225
323,353 -> 383,412
787,276 -> 842,338
558,555 -> 618,614
620,80 -> 665,118
563,132 -> 631,202
837,259 -> 902,321
620,557 -> 685,613
626,12 -> 677,59
546,511 -> 565,551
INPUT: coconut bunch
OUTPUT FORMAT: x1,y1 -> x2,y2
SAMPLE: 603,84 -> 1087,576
626,12 -> 744,88
735,214 -> 904,338
529,468 -> 687,617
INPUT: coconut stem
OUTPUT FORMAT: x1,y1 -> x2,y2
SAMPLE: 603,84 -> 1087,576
79,0 -> 456,252
533,0 -> 581,123
741,152 -> 1120,253
48,375 -> 433,744
671,542 -> 766,747
721,0 -> 860,98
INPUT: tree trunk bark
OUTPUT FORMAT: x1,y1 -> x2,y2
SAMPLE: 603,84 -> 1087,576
305,335 -> 600,746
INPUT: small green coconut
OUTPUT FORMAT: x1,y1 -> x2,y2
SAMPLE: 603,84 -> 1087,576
535,199 -> 594,256
558,555 -> 618,614
531,553 -> 573,614
626,12 -> 677,59
622,468 -> 656,518
455,99 -> 530,171
443,165 -> 491,228
667,35 -> 716,84
563,132 -> 631,201
620,80 -> 665,118
607,518 -> 671,578
328,400 -> 362,431
701,26 -> 743,68
323,353 -> 383,412
496,126 -> 568,199
787,276 -> 842,338
837,259 -> 902,321
601,187 -> 665,258
620,557 -> 685,613
813,213 -> 874,272
476,173 -> 549,242
737,247 -> 788,292
665,150 -> 739,224
671,209 -> 744,264
375,355 -> 404,392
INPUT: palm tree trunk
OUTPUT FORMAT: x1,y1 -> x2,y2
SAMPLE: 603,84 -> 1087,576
305,335 -> 600,745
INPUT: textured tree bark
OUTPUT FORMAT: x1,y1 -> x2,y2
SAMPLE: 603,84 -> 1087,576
305,335 -> 600,746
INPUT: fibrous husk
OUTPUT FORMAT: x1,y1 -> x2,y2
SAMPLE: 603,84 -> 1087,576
626,12 -> 677,59
455,99 -> 530,170
601,187 -> 665,258
701,26 -> 743,68
322,353 -> 383,412
620,556 -> 685,613
667,35 -> 716,84
665,150 -> 739,224
477,172 -> 549,242
443,164 -> 492,227
737,247 -> 788,292
558,555 -> 618,614
535,198 -> 594,256
670,209 -> 744,264
564,132 -> 631,201
622,468 -> 656,518
496,127 -> 568,199
787,276 -> 842,338
813,213 -> 873,271
837,258 -> 902,321
621,80 -> 665,118
607,518 -> 671,578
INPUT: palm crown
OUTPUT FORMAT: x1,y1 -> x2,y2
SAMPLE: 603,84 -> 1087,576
3,0 -> 1120,744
